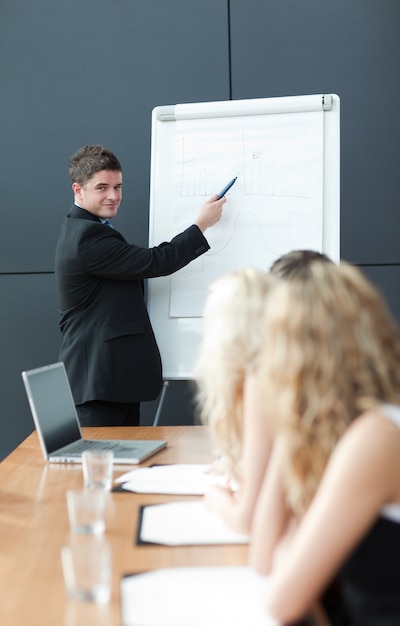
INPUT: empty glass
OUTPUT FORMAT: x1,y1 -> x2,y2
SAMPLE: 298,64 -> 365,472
61,539 -> 112,603
82,450 -> 114,490
66,489 -> 106,535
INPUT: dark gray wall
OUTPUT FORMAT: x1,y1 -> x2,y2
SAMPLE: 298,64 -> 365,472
0,0 -> 230,460
1,0 -> 399,460
230,0 -> 400,265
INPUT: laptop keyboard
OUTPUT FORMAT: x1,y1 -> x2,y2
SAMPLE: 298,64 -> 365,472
71,440 -> 120,452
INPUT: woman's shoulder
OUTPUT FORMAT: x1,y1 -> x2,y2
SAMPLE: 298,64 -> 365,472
337,407 -> 400,464
343,405 -> 400,442
330,406 -> 400,503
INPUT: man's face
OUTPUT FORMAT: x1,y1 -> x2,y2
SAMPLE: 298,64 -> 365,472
72,170 -> 122,219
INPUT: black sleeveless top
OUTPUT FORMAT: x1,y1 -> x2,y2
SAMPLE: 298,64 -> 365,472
326,405 -> 400,626
338,512 -> 400,625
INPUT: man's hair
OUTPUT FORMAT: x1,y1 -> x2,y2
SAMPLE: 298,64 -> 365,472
68,145 -> 122,185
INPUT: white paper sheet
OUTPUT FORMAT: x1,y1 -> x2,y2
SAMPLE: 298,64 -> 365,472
170,111 -> 324,317
138,500 -> 248,546
121,566 -> 278,626
116,463 -> 234,495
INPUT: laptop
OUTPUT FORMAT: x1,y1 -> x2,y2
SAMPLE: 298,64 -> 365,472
21,362 -> 167,464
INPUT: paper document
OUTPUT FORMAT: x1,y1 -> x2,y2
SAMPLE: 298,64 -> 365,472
116,463 -> 234,495
137,500 -> 248,546
121,566 -> 278,626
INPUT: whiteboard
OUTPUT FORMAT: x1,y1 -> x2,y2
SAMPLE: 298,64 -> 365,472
148,94 -> 340,379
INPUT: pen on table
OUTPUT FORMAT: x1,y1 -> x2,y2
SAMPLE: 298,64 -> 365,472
216,176 -> 237,200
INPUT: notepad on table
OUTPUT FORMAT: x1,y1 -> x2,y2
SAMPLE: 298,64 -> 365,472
136,500 -> 249,546
121,566 -> 278,626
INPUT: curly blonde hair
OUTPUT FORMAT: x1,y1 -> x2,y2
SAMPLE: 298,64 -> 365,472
259,260 -> 400,514
194,268 -> 277,478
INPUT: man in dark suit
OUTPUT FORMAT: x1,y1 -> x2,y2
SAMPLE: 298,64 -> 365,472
55,144 -> 226,426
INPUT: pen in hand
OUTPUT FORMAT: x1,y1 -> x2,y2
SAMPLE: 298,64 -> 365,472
216,176 -> 237,200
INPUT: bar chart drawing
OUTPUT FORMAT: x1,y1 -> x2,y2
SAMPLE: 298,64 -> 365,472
178,138 -> 209,197
177,131 -> 312,201
241,133 -> 310,199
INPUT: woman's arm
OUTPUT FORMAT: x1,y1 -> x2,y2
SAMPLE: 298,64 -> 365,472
249,435 -> 291,574
205,373 -> 273,535
264,412 -> 400,624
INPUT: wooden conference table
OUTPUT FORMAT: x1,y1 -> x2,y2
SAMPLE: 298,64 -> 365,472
0,425 -> 329,626
0,426 -> 250,626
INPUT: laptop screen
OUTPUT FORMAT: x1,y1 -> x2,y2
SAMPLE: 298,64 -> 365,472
22,362 -> 82,455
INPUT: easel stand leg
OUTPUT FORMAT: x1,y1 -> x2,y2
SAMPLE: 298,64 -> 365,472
152,380 -> 169,426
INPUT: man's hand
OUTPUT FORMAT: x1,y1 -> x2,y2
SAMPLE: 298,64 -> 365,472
194,195 -> 226,233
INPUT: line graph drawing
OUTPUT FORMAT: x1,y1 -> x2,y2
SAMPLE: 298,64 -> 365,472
205,209 -> 286,258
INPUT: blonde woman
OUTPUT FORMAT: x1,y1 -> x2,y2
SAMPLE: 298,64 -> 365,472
194,251 -> 333,536
194,267 -> 276,535
250,261 -> 400,625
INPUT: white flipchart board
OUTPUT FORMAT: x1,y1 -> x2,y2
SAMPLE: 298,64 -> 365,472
148,94 -> 340,379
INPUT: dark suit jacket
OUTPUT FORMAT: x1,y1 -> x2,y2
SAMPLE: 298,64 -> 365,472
55,205 -> 209,404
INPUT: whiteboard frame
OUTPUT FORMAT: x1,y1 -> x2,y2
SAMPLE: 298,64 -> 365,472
148,94 -> 340,379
